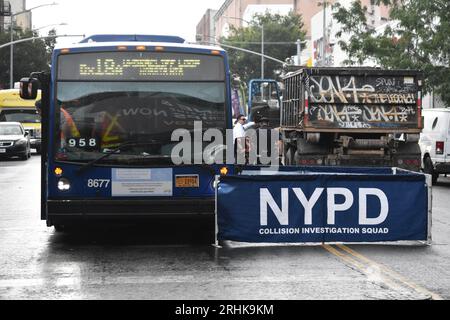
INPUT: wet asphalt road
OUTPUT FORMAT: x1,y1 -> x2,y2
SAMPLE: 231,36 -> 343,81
0,155 -> 449,300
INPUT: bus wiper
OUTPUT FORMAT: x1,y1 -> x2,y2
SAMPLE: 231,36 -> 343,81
75,140 -> 160,174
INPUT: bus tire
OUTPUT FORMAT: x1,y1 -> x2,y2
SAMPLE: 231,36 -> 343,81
54,224 -> 72,232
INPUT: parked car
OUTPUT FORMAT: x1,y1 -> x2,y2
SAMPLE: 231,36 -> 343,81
0,122 -> 31,160
0,89 -> 42,154
419,108 -> 450,184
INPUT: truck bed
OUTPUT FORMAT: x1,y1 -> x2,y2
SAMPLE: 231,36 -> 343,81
281,68 -> 423,133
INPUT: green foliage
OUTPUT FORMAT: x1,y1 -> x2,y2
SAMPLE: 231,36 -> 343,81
0,28 -> 52,89
333,0 -> 450,105
221,12 -> 306,85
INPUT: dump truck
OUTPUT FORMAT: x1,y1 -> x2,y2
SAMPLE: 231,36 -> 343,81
279,67 -> 423,170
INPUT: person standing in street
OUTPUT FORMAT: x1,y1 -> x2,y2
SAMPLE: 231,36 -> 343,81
233,114 -> 255,164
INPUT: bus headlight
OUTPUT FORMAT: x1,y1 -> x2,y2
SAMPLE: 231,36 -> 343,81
58,178 -> 71,191
220,166 -> 229,176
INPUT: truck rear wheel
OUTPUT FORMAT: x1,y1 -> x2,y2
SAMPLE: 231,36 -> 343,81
424,157 -> 439,184
284,147 -> 295,166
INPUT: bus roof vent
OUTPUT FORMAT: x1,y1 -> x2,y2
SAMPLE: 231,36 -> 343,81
79,34 -> 186,44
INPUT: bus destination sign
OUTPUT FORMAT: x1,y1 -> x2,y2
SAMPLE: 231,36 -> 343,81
58,52 -> 225,81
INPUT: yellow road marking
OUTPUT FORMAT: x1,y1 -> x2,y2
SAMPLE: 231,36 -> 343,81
322,244 -> 408,295
337,244 -> 444,300
323,244 -> 443,300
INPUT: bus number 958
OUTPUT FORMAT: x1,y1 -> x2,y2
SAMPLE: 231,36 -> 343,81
68,138 -> 98,148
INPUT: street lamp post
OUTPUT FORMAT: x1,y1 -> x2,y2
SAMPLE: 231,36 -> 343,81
9,2 -> 58,88
223,16 -> 264,79
33,22 -> 67,33
194,34 -> 286,66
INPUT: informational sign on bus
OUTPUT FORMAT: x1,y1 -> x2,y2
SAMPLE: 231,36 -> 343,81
58,52 -> 225,81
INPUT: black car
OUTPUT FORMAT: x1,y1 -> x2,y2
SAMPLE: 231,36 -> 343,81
0,122 -> 31,160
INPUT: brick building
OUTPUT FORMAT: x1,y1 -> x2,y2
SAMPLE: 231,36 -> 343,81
196,9 -> 218,44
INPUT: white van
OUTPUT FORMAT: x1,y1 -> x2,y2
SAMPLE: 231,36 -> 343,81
419,108 -> 450,183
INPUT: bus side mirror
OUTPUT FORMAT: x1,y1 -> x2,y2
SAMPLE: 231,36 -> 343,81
19,77 -> 39,100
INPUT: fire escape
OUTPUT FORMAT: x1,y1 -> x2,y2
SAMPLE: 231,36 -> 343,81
0,0 -> 12,33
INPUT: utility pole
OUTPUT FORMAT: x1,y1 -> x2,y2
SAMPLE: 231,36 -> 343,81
321,1 -> 329,66
296,39 -> 301,66
261,25 -> 264,79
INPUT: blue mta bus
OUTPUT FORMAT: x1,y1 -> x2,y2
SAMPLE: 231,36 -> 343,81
19,34 -> 233,231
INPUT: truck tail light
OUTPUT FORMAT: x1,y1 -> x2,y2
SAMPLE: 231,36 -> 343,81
403,159 -> 421,167
299,159 -> 317,165
436,141 -> 444,155
417,91 -> 422,129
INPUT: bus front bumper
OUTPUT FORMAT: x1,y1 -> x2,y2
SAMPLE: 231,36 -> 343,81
46,198 -> 215,224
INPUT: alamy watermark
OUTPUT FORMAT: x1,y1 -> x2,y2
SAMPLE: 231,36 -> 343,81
171,121 -> 281,167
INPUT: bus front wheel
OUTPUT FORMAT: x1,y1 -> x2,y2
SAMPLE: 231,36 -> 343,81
53,224 -> 73,232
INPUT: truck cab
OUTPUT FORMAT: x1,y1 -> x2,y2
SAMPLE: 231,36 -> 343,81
0,89 -> 42,154
248,79 -> 282,128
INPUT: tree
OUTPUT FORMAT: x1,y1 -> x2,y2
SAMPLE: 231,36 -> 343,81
333,0 -> 450,105
0,28 -> 51,89
221,12 -> 306,85
44,28 -> 58,54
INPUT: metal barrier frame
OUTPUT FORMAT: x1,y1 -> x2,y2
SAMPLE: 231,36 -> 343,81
214,167 -> 433,247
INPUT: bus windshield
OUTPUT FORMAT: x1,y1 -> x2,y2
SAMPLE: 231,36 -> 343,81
55,51 -> 227,165
0,109 -> 41,123
55,82 -> 226,164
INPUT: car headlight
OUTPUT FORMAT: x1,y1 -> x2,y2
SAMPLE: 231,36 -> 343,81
57,178 -> 71,191
15,139 -> 27,146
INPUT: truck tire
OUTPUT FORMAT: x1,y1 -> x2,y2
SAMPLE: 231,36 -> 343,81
424,156 -> 439,184
296,138 -> 328,155
285,147 -> 295,166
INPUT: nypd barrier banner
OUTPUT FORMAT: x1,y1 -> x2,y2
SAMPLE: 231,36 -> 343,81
216,171 -> 430,243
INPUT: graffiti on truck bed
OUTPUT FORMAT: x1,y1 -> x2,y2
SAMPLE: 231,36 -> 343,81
309,75 -> 418,104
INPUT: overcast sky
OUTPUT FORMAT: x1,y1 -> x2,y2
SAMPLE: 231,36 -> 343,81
27,0 -> 225,46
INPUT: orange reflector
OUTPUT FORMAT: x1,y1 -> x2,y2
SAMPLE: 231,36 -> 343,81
220,167 -> 229,176
136,45 -> 146,51
155,46 -> 164,52
211,50 -> 221,55
60,48 -> 70,54
117,46 -> 127,51
54,167 -> 63,176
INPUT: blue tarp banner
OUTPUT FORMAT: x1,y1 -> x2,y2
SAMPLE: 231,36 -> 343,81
217,172 -> 429,243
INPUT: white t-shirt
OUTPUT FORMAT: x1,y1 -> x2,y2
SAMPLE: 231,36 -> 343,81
233,122 -> 255,142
